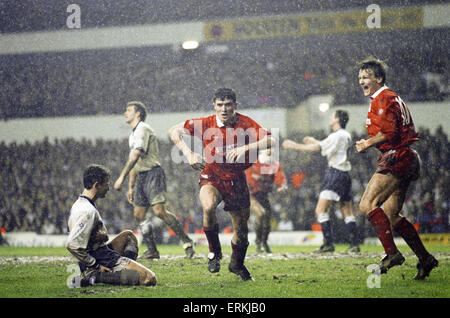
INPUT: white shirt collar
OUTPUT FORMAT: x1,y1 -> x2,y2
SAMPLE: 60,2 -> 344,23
371,85 -> 388,99
215,114 -> 238,127
215,114 -> 225,128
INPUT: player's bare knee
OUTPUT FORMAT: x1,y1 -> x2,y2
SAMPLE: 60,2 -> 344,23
153,209 -> 165,219
121,229 -> 135,240
202,203 -> 216,216
359,200 -> 369,214
142,271 -> 157,286
133,210 -> 146,222
315,207 -> 325,216
359,198 -> 378,214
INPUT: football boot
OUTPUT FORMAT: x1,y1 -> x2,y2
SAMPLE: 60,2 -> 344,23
183,241 -> 195,259
207,251 -> 222,273
138,249 -> 160,260
414,254 -> 438,280
262,241 -> 272,253
345,245 -> 361,253
228,262 -> 254,281
314,244 -> 335,253
378,251 -> 405,274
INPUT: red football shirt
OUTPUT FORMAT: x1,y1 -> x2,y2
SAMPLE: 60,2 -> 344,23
366,86 -> 419,152
245,159 -> 287,194
184,113 -> 270,180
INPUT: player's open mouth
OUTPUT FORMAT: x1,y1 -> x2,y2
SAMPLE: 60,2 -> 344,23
362,85 -> 370,94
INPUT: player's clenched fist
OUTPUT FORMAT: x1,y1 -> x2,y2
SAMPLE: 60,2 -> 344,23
355,139 -> 369,153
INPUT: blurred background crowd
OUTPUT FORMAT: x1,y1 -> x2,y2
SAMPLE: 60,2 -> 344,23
0,1 -> 448,120
1,127 -> 448,244
1,31 -> 448,120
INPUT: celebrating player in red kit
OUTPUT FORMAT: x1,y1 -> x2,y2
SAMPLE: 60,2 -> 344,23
245,148 -> 287,253
356,57 -> 438,279
169,88 -> 274,281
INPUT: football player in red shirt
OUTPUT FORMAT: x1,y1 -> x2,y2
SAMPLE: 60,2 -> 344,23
356,57 -> 438,279
245,148 -> 287,253
169,88 -> 274,281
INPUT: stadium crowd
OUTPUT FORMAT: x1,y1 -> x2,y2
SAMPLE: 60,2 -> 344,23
1,127 -> 448,244
1,28 -> 448,121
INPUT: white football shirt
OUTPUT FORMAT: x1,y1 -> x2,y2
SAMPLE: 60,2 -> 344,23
129,121 -> 161,172
66,196 -> 108,266
318,129 -> 352,172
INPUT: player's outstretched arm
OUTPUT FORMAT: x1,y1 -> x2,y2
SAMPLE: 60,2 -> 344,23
303,136 -> 319,145
282,139 -> 320,152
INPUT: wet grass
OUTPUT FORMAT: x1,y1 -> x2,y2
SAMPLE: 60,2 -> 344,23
0,244 -> 448,299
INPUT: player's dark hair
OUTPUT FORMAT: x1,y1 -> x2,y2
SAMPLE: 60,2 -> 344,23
83,164 -> 111,189
335,110 -> 349,129
127,101 -> 147,122
214,88 -> 236,103
358,57 -> 388,85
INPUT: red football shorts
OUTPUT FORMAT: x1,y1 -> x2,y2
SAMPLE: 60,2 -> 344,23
199,173 -> 250,212
376,147 -> 420,181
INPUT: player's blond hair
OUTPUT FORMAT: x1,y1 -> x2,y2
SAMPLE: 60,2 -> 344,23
358,56 -> 388,85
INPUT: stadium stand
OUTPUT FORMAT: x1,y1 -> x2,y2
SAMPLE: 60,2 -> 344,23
0,28 -> 448,120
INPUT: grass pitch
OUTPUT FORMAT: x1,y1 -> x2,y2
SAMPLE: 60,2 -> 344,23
0,244 -> 448,299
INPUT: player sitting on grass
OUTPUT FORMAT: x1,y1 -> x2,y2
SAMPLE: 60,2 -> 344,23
67,164 -> 156,286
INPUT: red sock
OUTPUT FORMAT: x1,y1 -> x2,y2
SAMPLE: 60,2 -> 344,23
203,224 -> 221,255
393,216 -> 429,261
231,241 -> 249,267
367,208 -> 398,255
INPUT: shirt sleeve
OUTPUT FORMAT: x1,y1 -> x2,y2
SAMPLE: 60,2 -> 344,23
318,133 -> 339,158
66,209 -> 97,267
133,125 -> 151,152
184,118 -> 205,137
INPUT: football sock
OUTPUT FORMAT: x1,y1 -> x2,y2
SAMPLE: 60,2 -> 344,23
96,270 -> 140,286
393,216 -> 429,261
164,211 -> 192,244
139,220 -> 158,253
344,216 -> 358,246
203,224 -> 221,255
123,242 -> 138,260
262,223 -> 271,244
254,217 -> 263,244
230,240 -> 249,267
261,210 -> 272,244
318,213 -> 333,246
367,208 -> 398,255
319,221 -> 334,246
